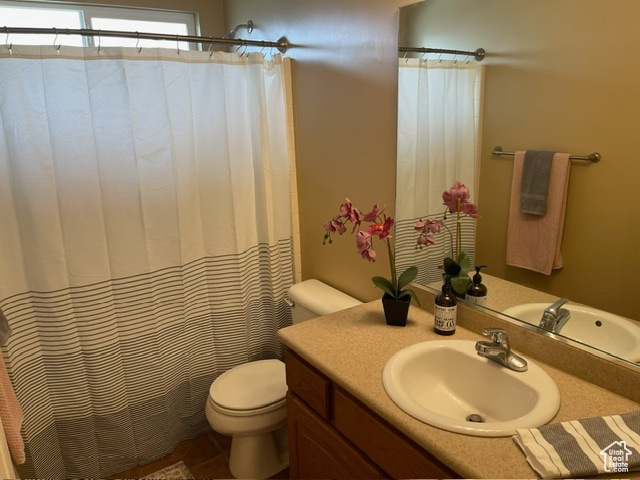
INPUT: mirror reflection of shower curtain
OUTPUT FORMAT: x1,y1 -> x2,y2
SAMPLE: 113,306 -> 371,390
0,45 -> 297,478
395,58 -> 484,286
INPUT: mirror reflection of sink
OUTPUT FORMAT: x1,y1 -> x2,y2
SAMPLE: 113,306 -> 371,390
382,340 -> 560,437
503,303 -> 640,362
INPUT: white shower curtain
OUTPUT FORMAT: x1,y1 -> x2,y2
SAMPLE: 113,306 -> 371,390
0,44 -> 296,478
395,58 -> 484,285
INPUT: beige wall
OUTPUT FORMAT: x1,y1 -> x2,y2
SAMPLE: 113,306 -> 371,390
225,0 -> 413,301
404,0 -> 640,319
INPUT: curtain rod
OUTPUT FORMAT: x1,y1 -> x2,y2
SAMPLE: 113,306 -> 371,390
399,46 -> 485,62
492,146 -> 601,163
2,26 -> 289,54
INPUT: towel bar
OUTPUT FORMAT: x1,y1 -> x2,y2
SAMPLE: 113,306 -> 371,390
492,146 -> 600,163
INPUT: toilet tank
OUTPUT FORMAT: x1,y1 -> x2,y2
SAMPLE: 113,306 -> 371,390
287,279 -> 362,324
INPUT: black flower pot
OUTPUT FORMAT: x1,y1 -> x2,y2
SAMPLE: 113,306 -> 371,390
381,293 -> 411,327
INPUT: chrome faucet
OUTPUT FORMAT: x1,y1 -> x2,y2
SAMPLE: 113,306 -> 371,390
539,298 -> 571,333
475,328 -> 528,372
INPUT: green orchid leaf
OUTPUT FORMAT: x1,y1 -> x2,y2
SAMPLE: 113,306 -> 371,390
397,266 -> 418,290
443,257 -> 461,276
451,275 -> 471,295
457,252 -> 471,275
371,276 -> 396,297
400,288 -> 421,307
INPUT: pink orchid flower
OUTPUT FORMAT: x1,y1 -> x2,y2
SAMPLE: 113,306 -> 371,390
362,203 -> 385,222
355,231 -> 376,262
460,201 -> 479,219
340,198 -> 361,229
442,181 -> 480,218
366,216 -> 394,240
413,217 -> 443,234
323,196 -> 425,301
324,218 -> 346,235
416,235 -> 436,247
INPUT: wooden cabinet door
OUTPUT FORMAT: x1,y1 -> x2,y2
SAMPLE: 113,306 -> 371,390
332,385 -> 458,479
287,393 -> 384,480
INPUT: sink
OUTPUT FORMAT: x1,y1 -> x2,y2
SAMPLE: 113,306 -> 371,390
382,340 -> 560,437
503,303 -> 640,362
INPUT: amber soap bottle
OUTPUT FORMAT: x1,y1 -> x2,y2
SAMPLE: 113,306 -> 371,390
466,265 -> 488,307
434,275 -> 457,335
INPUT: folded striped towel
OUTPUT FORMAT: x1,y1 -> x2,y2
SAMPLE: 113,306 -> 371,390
513,411 -> 640,478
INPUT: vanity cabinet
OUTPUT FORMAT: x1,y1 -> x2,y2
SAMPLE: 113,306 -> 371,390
285,349 -> 458,479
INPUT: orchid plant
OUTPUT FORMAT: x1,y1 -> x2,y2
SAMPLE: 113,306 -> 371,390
323,200 -> 420,303
414,181 -> 480,295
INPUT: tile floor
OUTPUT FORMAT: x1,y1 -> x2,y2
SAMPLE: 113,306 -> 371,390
108,430 -> 289,479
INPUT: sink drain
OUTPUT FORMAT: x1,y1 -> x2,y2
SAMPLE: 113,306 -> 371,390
466,413 -> 485,423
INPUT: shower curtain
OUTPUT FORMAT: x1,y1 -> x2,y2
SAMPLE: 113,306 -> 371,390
0,44 -> 297,478
394,58 -> 484,285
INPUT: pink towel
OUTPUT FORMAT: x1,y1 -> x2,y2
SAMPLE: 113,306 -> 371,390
506,151 -> 571,275
0,359 -> 25,464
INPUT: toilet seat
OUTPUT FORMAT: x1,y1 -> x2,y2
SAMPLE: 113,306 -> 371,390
209,359 -> 287,414
209,396 -> 286,417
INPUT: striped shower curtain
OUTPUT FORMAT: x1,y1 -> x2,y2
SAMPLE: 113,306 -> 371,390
0,45 -> 297,478
394,58 -> 484,285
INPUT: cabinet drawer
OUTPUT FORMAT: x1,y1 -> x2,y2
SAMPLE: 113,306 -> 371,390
332,385 -> 459,479
288,393 -> 384,479
285,350 -> 331,420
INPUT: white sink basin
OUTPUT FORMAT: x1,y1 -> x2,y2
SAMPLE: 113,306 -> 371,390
503,303 -> 640,362
382,340 -> 560,436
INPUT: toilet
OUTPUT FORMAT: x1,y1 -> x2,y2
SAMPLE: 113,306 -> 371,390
205,279 -> 362,479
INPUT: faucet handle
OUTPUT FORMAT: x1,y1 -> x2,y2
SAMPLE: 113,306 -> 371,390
481,327 -> 510,347
545,298 -> 569,316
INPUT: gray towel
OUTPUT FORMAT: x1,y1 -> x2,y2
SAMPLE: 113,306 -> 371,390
513,411 -> 640,478
520,150 -> 555,215
0,308 -> 11,346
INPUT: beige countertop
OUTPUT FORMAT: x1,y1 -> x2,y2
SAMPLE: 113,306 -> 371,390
278,300 -> 640,479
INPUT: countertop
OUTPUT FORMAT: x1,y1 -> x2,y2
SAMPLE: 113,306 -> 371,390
277,300 -> 640,479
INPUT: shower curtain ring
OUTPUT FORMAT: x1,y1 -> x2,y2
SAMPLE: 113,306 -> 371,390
5,27 -> 11,55
53,28 -> 61,52
97,29 -> 101,53
208,36 -> 214,57
176,34 -> 180,55
136,32 -> 142,53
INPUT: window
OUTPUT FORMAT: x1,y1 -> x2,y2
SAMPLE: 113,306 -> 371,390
0,3 -> 85,46
0,0 -> 198,50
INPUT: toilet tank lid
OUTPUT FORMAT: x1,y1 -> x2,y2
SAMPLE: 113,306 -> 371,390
287,279 -> 362,316
210,360 -> 287,410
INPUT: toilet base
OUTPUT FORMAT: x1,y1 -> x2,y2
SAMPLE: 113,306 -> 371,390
228,422 -> 289,479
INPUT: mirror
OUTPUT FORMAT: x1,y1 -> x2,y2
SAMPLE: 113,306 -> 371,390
396,0 -> 640,365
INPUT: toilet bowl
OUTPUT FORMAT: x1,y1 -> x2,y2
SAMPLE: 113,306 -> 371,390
205,280 -> 361,479
206,359 -> 288,479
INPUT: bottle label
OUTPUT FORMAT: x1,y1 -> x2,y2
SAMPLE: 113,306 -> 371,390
466,295 -> 487,307
434,304 -> 457,331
